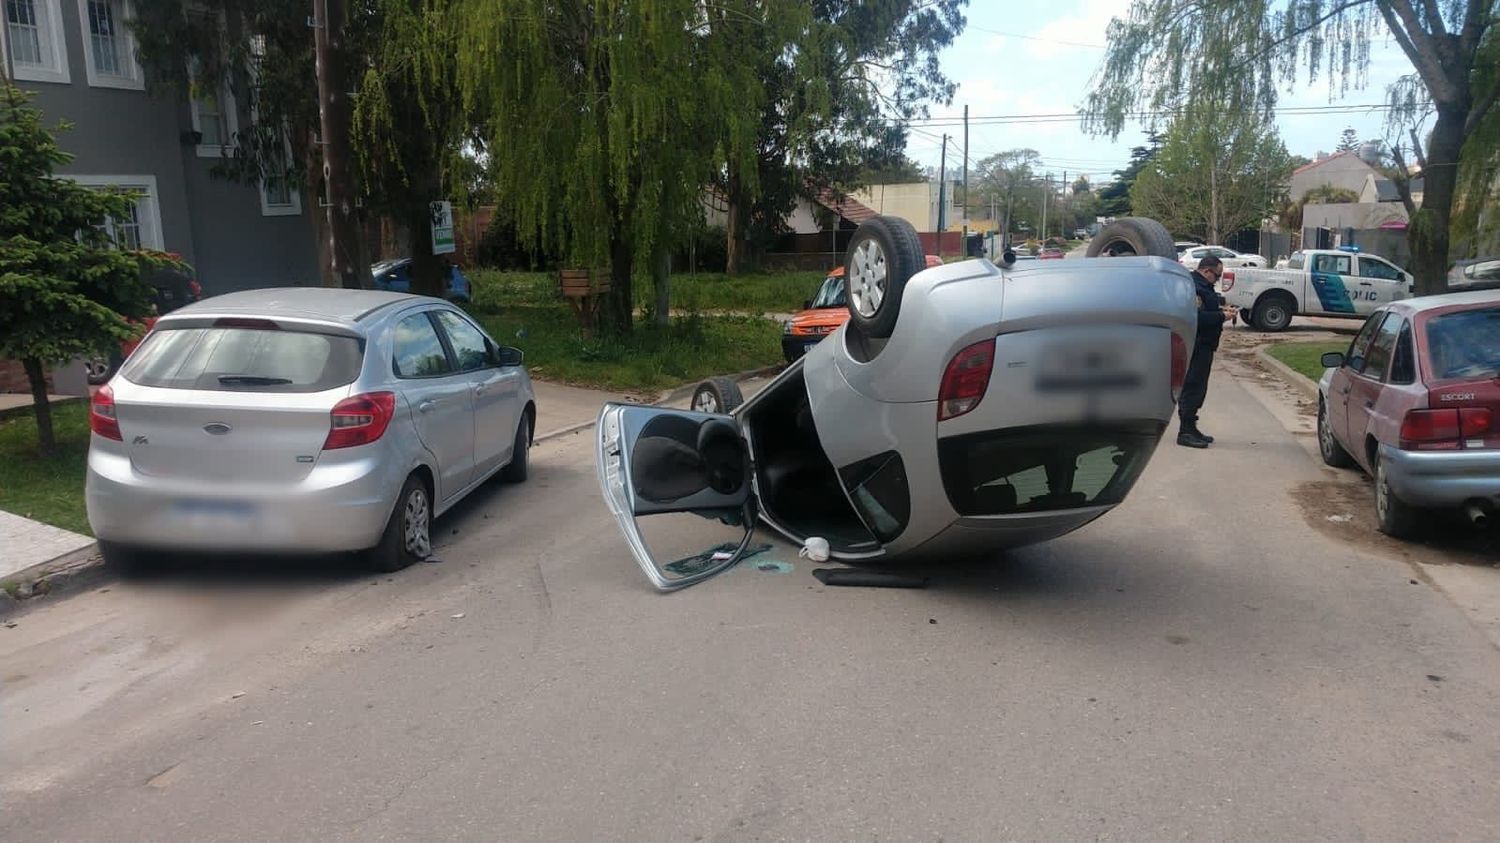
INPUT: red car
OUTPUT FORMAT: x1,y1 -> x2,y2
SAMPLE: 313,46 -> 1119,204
1316,290 -> 1500,537
1038,247 -> 1065,260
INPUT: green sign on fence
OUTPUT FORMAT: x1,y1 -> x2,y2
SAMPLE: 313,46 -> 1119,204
430,201 -> 455,255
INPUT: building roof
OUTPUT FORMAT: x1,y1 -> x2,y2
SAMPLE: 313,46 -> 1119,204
810,187 -> 878,225
1293,151 -> 1355,175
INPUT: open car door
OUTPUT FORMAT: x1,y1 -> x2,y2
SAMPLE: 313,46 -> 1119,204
596,404 -> 757,591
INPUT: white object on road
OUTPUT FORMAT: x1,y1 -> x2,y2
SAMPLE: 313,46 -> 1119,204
798,537 -> 830,562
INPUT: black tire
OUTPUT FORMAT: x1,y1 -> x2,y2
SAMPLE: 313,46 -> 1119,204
1239,308 -> 1253,325
1374,451 -> 1423,539
1085,217 -> 1176,259
368,474 -> 431,572
85,351 -> 123,385
1251,294 -> 1295,332
501,412 -> 531,483
844,215 -> 925,339
1318,399 -> 1356,468
691,376 -> 743,415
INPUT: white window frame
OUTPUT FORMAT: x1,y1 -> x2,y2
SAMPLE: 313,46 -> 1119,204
77,0 -> 143,89
2,0 -> 70,83
66,174 -> 164,250
188,69 -> 237,157
259,145 -> 301,217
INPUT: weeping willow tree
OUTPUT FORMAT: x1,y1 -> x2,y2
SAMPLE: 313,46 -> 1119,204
351,0 -> 473,298
1084,0 -> 1500,295
454,1 -> 809,332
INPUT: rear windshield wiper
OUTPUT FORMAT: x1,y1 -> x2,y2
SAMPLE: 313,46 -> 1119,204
217,375 -> 293,385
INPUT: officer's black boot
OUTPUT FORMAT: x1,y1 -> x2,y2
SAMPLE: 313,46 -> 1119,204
1177,419 -> 1210,448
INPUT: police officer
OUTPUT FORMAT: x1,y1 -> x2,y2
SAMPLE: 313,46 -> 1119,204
1178,255 -> 1234,448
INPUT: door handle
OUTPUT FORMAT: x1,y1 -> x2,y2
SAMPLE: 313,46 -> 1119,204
1364,400 -> 1374,409
1340,387 -> 1350,395
1358,281 -> 1373,286
418,400 -> 436,414
473,383 -> 488,396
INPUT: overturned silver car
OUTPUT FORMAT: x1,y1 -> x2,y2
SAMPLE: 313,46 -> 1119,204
597,216 -> 1199,590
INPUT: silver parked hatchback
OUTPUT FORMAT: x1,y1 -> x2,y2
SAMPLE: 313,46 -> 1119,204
86,288 -> 536,571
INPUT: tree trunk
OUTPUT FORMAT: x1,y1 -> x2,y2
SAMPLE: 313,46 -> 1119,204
1407,108 -> 1464,296
22,358 -> 55,457
1208,165 -> 1220,245
725,166 -> 745,276
607,226 -> 634,334
652,243 -> 671,327
314,0 -> 367,290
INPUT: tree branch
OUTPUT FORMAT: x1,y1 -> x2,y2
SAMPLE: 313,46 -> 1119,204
1456,0 -> 1491,60
1377,0 -> 1457,101
1244,0 -> 1376,65
1418,0 -> 1446,36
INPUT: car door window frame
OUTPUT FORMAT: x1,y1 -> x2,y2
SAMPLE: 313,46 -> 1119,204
1345,312 -> 1385,374
392,309 -> 458,379
1314,253 -> 1352,275
1357,256 -> 1402,281
430,309 -> 495,373
1389,320 -> 1417,384
1358,312 -> 1402,382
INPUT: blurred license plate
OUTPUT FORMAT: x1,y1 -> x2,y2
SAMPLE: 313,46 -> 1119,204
1036,342 -> 1143,391
172,499 -> 257,530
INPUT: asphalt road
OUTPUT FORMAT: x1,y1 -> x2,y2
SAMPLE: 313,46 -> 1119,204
3,360 -> 1499,840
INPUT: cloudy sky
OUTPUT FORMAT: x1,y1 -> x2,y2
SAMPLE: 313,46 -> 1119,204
903,0 -> 1423,186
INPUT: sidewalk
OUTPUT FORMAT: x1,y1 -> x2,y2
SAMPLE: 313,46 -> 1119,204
0,510 -> 93,585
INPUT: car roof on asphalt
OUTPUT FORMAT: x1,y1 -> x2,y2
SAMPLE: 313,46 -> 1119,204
168,287 -> 423,324
1388,288 -> 1500,314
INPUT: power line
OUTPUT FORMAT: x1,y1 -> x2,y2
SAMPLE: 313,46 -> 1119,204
965,23 -> 1106,50
886,103 -> 1421,128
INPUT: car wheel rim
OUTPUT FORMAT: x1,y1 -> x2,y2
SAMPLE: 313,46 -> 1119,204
692,390 -> 717,413
1319,408 -> 1334,457
1269,307 -> 1288,329
849,239 -> 887,317
404,488 -> 430,557
1375,462 -> 1389,522
1101,239 -> 1137,257
86,358 -> 109,380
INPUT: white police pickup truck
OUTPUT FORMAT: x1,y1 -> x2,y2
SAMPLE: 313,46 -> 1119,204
1221,247 -> 1414,331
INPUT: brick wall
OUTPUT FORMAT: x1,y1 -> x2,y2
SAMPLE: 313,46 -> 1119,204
0,360 -> 52,394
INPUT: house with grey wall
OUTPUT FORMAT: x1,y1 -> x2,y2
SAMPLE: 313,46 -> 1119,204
1,0 -> 320,294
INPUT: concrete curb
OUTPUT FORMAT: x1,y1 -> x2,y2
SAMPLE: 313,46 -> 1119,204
1254,346 -> 1321,401
1,542 -> 103,610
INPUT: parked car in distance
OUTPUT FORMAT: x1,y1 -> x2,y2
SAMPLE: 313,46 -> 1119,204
1073,228 -> 1089,239
86,262 -> 203,385
86,288 -> 536,572
1449,256 -> 1500,290
600,215 -> 1198,591
1174,241 -> 1202,257
1179,244 -> 1268,269
1316,289 -> 1500,538
1222,247 -> 1413,331
781,255 -> 943,362
1039,247 -> 1065,260
371,257 -> 472,302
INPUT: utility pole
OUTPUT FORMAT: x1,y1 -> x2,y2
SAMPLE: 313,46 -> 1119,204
937,134 -> 949,260
1039,173 -> 1050,243
314,0 -> 364,289
961,105 -> 969,258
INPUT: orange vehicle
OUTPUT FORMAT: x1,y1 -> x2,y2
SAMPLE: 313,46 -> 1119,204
782,255 -> 943,361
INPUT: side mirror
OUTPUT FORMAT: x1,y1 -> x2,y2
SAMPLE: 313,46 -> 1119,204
1321,352 -> 1345,368
999,248 -> 1017,267
497,345 -> 524,367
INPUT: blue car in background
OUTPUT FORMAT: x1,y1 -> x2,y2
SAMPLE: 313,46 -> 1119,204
371,258 -> 472,302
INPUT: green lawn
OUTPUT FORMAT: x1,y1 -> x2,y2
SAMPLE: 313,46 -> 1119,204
471,305 -> 782,394
470,268 -> 827,315
1267,340 -> 1347,382
0,400 -> 91,535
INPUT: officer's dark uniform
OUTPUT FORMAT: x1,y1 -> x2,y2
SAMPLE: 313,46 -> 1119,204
1179,269 -> 1225,438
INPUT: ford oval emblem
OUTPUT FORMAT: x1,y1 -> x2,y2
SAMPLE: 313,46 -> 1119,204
203,423 -> 233,436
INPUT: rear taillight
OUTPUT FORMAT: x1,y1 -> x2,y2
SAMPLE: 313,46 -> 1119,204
324,392 -> 396,450
1170,333 -> 1188,401
1220,271 -> 1235,292
188,280 -> 202,299
90,384 -> 122,441
1400,407 -> 1493,450
938,340 -> 995,421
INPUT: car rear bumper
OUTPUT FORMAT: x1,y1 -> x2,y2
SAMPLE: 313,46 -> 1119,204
782,335 -> 822,361
85,441 -> 403,553
1380,445 -> 1500,509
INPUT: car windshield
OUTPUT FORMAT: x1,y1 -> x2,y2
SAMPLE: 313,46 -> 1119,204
809,275 -> 845,309
122,326 -> 365,392
1426,308 -> 1500,380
